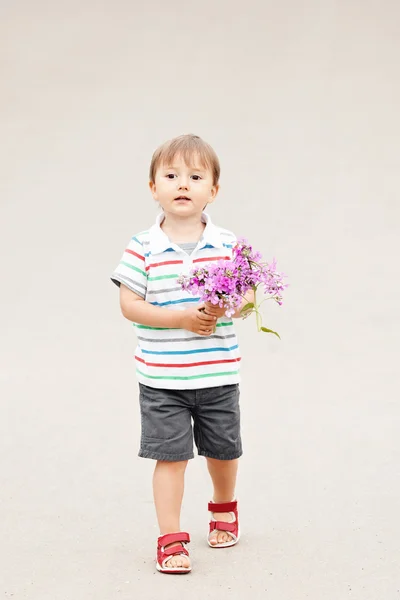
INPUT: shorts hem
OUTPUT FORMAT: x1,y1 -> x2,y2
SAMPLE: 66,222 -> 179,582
139,449 -> 195,461
197,449 -> 243,460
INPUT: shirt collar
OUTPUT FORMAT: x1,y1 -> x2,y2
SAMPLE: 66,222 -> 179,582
148,212 -> 224,255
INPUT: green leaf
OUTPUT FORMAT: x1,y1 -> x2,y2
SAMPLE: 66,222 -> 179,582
260,327 -> 281,339
241,302 -> 254,313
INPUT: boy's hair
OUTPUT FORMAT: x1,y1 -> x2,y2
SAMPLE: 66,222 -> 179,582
149,134 -> 220,185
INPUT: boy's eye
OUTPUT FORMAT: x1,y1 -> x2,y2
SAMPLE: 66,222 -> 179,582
166,174 -> 176,179
191,175 -> 202,181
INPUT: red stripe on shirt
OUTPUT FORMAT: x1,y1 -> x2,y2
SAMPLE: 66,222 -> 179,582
135,356 -> 241,368
125,249 -> 145,261
145,259 -> 184,271
192,255 -> 230,264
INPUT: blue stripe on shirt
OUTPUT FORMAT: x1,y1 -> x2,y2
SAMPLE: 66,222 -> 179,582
143,244 -> 232,257
150,297 -> 200,307
144,247 -> 175,257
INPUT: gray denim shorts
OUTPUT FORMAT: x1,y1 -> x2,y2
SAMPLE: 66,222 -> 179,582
138,383 -> 243,461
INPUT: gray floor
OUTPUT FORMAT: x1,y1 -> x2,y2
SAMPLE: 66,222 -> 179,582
1,2 -> 399,598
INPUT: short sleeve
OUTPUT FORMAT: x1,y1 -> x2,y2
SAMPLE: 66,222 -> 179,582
110,236 -> 147,299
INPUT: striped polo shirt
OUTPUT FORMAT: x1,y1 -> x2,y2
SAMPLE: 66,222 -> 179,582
111,212 -> 241,390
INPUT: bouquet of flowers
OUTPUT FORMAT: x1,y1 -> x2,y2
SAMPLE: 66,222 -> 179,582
178,238 -> 288,338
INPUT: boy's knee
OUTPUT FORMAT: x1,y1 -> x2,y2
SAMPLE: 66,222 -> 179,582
207,457 -> 238,465
156,459 -> 188,472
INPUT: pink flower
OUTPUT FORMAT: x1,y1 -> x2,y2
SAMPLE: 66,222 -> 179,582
178,238 -> 288,337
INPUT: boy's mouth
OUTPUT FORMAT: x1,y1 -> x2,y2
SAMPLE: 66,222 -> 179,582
174,196 -> 191,201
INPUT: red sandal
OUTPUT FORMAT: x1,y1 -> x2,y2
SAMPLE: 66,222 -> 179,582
156,532 -> 191,574
207,500 -> 240,548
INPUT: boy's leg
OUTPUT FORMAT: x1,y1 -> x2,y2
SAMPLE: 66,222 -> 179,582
153,460 -> 190,569
139,384 -> 195,568
206,457 -> 239,546
192,383 -> 242,545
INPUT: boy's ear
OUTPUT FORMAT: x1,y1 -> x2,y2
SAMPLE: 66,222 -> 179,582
149,181 -> 157,199
208,184 -> 219,204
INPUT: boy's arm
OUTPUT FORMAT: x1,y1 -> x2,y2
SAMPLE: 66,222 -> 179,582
119,284 -> 216,333
232,289 -> 255,319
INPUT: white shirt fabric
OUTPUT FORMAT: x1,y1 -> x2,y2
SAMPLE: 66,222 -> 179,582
111,212 -> 241,390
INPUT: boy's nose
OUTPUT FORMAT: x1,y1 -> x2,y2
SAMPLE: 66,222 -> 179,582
178,180 -> 189,190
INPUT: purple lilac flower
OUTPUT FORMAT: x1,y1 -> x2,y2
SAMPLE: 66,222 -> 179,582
178,238 -> 288,324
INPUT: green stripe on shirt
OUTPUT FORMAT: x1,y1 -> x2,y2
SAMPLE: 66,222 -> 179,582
134,321 -> 234,330
136,367 -> 240,381
147,273 -> 180,282
120,261 -> 146,277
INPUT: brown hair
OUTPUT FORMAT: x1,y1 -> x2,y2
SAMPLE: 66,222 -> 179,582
149,134 -> 220,185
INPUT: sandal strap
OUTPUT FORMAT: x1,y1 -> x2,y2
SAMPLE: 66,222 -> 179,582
158,531 -> 190,548
210,520 -> 237,533
208,500 -> 237,512
163,544 -> 189,557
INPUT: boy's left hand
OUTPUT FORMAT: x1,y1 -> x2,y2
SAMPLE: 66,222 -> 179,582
203,301 -> 226,319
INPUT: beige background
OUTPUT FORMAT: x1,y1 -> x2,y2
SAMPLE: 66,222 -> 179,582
1,1 -> 399,598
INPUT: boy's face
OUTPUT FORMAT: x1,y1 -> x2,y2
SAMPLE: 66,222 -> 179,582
149,154 -> 219,218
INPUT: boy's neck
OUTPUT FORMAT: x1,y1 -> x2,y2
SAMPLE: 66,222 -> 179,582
161,212 -> 206,243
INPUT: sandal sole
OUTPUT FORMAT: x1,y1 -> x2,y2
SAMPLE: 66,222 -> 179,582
156,563 -> 191,574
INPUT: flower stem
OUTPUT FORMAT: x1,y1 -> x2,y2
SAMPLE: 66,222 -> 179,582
254,287 -> 262,331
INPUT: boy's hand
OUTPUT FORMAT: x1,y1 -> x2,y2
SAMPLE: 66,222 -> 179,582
203,301 -> 226,319
180,304 -> 217,335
